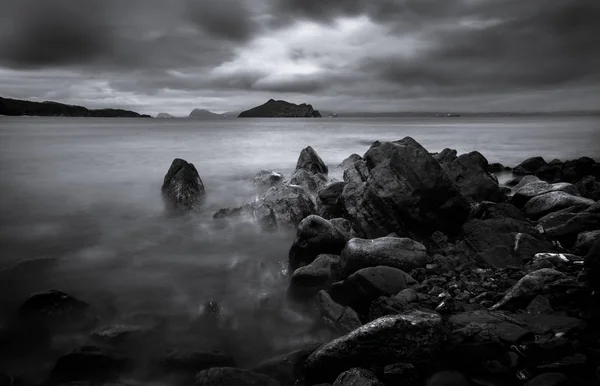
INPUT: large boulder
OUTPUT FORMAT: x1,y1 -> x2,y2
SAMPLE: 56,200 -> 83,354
576,175 -> 600,200
289,254 -> 340,298
343,160 -> 370,183
561,157 -> 598,183
289,216 -> 354,270
316,182 -> 346,219
252,170 -> 284,194
290,169 -> 328,196
574,230 -> 600,255
304,310 -> 444,383
339,138 -> 470,237
524,191 -> 595,219
339,237 -> 429,278
433,148 -> 458,164
339,154 -> 363,169
261,185 -> 316,228
296,146 -> 328,176
512,181 -> 580,208
544,212 -> 600,240
195,367 -> 280,386
442,151 -> 504,203
513,157 -> 547,176
162,158 -> 206,211
315,290 -> 362,334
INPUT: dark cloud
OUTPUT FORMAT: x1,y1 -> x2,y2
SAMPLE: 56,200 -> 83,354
185,0 -> 258,41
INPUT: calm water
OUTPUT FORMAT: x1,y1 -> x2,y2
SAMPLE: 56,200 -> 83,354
0,115 -> 599,377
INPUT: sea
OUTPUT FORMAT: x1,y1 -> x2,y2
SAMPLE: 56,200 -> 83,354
0,115 -> 599,379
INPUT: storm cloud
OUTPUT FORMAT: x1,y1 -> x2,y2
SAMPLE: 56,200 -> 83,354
0,0 -> 599,115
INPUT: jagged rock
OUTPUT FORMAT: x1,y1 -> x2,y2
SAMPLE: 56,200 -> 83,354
524,191 -> 595,219
339,237 -> 429,278
195,367 -> 280,386
332,368 -> 382,386
330,266 -> 417,312
315,291 -> 362,334
339,154 -> 363,168
316,182 -> 346,218
343,160 -> 370,184
574,230 -> 600,255
513,157 -> 547,176
49,346 -> 131,383
261,184 -> 316,228
576,175 -> 600,200
296,146 -> 328,176
433,148 -> 457,164
304,311 -> 444,383
490,269 -> 574,311
19,290 -> 96,331
512,181 -> 580,208
162,158 -> 206,211
289,254 -> 340,298
290,169 -> 328,195
339,138 -> 471,237
252,170 -> 284,194
253,344 -> 321,386
163,349 -> 235,373
442,151 -> 504,202
289,216 -> 354,270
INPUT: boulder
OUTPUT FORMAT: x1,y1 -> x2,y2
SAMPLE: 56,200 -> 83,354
253,344 -> 321,386
162,158 -> 206,211
544,212 -> 600,240
488,162 -> 511,173
163,349 -> 236,373
304,310 -> 444,383
252,170 -> 284,194
525,373 -> 569,386
316,182 -> 346,219
426,371 -> 470,386
368,294 -> 416,321
330,266 -> 417,312
575,175 -> 600,200
511,175 -> 542,190
382,363 -> 419,385
289,254 -> 340,298
49,346 -> 131,383
339,154 -> 362,169
339,138 -> 471,237
433,148 -> 457,164
315,290 -> 362,334
512,182 -> 580,208
195,367 -> 280,386
339,237 -> 429,278
290,169 -> 328,196
261,184 -> 316,228
332,368 -> 382,386
449,311 -> 532,344
513,157 -> 547,176
524,191 -> 595,219
574,230 -> 600,255
19,290 -> 96,331
289,216 -> 354,270
442,151 -> 504,203
343,160 -> 370,183
296,146 -> 328,176
561,157 -> 598,183
213,202 -> 277,231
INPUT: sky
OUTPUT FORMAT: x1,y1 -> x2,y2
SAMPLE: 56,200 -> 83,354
1,0 -> 599,116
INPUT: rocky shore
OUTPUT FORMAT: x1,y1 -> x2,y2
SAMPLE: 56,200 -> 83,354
2,137 -> 599,386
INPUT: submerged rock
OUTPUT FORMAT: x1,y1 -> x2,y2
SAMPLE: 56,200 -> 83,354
162,158 -> 206,211
19,290 -> 96,331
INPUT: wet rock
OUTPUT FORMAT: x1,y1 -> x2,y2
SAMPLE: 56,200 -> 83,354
49,346 -> 131,384
316,182 -> 346,218
290,169 -> 328,195
524,191 -> 594,219
289,216 -> 354,270
575,175 -> 600,200
315,290 -> 362,334
305,310 -> 444,383
339,237 -> 429,278
252,170 -> 284,194
525,373 -> 569,386
490,269 -> 573,311
443,151 -> 504,203
449,311 -> 532,344
19,290 -> 96,331
253,343 -> 321,386
513,157 -> 547,176
512,181 -> 579,208
330,266 -> 417,312
339,154 -> 362,169
332,368 -> 382,386
433,148 -> 458,164
162,158 -> 206,211
289,254 -> 339,298
195,367 -> 280,386
382,362 -> 418,384
537,205 -> 589,230
511,175 -> 542,190
339,138 -> 471,237
526,295 -> 553,314
574,230 -> 600,255
261,184 -> 316,228
296,146 -> 328,176
512,313 -> 585,335
544,212 -> 600,239
368,295 -> 416,321
213,203 -> 277,231
163,349 -> 235,374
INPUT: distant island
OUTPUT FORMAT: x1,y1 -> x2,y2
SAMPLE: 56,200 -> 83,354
0,97 -> 151,118
156,113 -> 175,118
189,109 -> 223,119
238,99 -> 322,118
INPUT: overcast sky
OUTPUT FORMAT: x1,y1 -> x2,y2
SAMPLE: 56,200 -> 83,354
1,0 -> 599,116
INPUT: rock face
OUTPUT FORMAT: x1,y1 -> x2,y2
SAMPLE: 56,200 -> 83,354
162,158 -> 206,211
238,99 -> 321,118
304,311 -> 444,383
290,169 -> 327,195
316,182 -> 346,218
513,157 -> 547,176
339,138 -> 471,237
433,148 -> 458,164
195,367 -> 280,386
339,237 -> 429,278
442,151 -> 504,203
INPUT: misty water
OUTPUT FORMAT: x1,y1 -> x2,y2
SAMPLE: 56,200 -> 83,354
1,115 -> 599,381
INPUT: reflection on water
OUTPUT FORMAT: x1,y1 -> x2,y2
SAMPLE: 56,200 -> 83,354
0,115 -> 599,380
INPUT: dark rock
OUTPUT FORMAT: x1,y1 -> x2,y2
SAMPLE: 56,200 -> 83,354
575,175 -> 600,200
252,170 -> 284,194
253,344 -> 321,386
339,154 -> 362,169
433,148 -> 458,164
470,201 -> 528,222
343,159 -> 370,183
535,163 -> 565,183
91,323 -> 155,344
382,362 -> 418,385
525,373 -> 569,386
238,99 -> 321,118
290,169 -> 328,195
425,371 -> 470,386
213,202 -> 277,231
330,266 -> 417,312
19,290 -> 96,331
315,290 -> 362,334
368,295 -> 415,321
488,163 -> 510,173
561,157 -> 598,183
526,295 -> 553,314
164,349 -> 236,373
574,230 -> 600,255
289,216 -> 353,270
49,346 -> 131,383
537,205 -> 589,230
289,254 -> 340,298
0,96 -> 150,117
524,191 -> 594,219
339,138 -> 471,237
261,184 -> 316,228
512,313 -> 585,335
316,182 -> 346,219
513,157 -> 547,176
449,311 -> 532,344
195,367 -> 280,386
304,310 -> 444,383
545,212 -> 600,239
585,239 -> 600,292
442,151 -> 504,203
162,158 -> 206,211
332,368 -> 382,386
339,237 -> 429,278
512,181 -> 580,208
296,146 -> 328,176
511,175 -> 542,190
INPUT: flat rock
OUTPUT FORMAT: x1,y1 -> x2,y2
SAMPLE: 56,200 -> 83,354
512,181 -> 579,207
